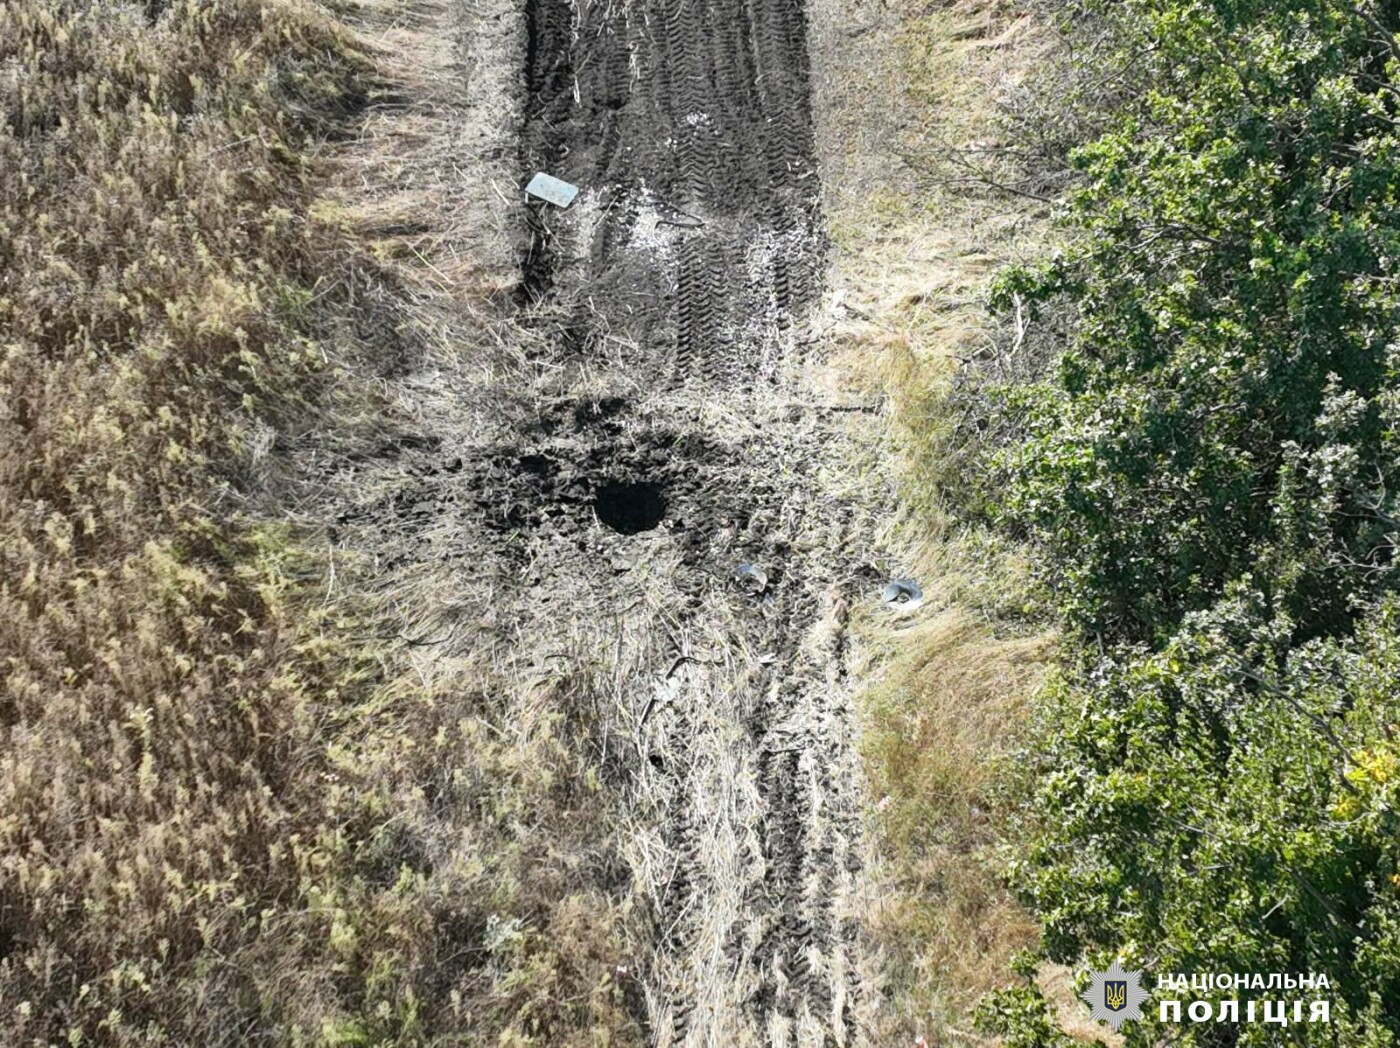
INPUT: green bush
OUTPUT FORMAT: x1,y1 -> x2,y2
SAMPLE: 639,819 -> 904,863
972,0 -> 1400,1042
995,0 -> 1400,645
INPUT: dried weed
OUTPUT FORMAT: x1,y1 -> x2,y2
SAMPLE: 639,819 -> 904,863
809,0 -> 1076,1043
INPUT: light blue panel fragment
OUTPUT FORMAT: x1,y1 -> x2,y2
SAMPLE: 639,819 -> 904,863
525,172 -> 581,208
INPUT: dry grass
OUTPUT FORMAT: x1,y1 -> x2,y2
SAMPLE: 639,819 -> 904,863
809,0 -> 1082,1043
0,1 -> 386,1041
0,0 -> 642,1044
859,612 -> 1050,1038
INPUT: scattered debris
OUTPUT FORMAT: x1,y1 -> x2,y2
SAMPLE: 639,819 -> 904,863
731,562 -> 769,595
881,578 -> 924,609
657,212 -> 706,229
525,171 -> 580,208
655,203 -> 705,229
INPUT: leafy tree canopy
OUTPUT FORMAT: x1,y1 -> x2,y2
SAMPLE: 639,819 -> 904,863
974,0 -> 1400,1042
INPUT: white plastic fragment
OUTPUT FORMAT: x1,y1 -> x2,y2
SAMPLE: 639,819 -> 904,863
525,172 -> 580,208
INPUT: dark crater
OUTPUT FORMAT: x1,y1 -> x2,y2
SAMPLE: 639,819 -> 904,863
594,480 -> 667,535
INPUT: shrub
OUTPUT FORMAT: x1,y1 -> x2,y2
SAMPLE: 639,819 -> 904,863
970,1 -> 1400,1042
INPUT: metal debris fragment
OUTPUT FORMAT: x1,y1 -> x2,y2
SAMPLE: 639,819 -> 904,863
881,578 -> 923,609
655,200 -> 705,229
657,212 -> 705,229
732,562 -> 769,595
525,172 -> 580,208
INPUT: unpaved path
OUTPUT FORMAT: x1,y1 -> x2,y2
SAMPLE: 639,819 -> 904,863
328,0 -> 884,1042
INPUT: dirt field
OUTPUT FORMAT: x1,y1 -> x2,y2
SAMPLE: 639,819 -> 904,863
309,0 -> 910,1042
281,0 -> 1068,1040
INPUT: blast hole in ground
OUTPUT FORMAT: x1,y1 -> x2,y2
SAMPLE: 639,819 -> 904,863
594,480 -> 666,534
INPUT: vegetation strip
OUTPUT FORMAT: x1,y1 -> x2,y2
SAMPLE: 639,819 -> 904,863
956,0 -> 1400,1041
0,0 -> 409,1041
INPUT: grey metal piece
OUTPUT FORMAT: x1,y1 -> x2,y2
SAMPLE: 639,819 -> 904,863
732,562 -> 769,595
657,213 -> 705,229
656,203 -> 705,229
525,172 -> 581,208
881,578 -> 923,608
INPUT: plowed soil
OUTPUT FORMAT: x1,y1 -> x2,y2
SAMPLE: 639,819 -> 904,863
326,0 -> 886,1042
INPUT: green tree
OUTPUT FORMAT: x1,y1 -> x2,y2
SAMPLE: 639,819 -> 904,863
975,0 -> 1400,1041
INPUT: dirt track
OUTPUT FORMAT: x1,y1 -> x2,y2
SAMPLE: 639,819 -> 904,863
518,0 -> 824,387
329,0 -> 883,1042
514,2 -> 876,1041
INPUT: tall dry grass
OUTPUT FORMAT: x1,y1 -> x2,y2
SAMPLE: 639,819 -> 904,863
813,0 -> 1097,1042
1,2 -> 641,1044
0,1 -> 384,1041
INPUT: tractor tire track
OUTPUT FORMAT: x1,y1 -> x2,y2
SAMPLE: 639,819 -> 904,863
302,0 -> 885,1040
510,0 -> 873,1043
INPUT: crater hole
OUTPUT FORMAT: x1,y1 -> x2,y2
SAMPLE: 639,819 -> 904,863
594,480 -> 666,535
